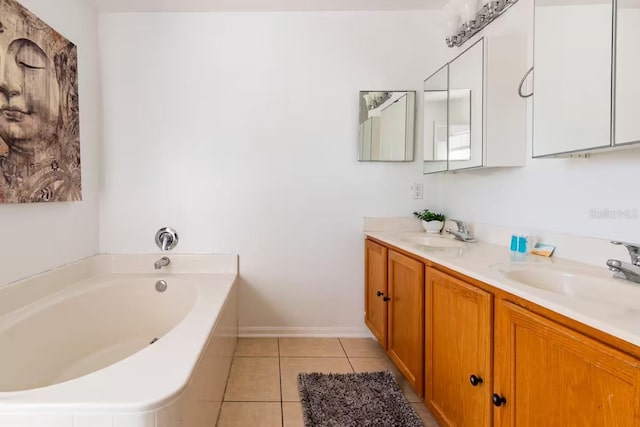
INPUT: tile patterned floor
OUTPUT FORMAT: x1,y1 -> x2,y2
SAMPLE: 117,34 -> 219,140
216,338 -> 440,427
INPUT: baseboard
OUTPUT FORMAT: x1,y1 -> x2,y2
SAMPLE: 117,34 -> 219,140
239,326 -> 373,338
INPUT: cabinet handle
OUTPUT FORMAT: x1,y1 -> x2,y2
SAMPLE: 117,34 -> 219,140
376,291 -> 384,297
383,296 -> 391,302
469,375 -> 483,386
492,394 -> 507,407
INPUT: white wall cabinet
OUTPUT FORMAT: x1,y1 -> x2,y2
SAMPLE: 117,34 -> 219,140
423,65 -> 449,174
615,1 -> 640,147
533,0 -> 640,157
423,37 -> 527,174
533,0 -> 613,157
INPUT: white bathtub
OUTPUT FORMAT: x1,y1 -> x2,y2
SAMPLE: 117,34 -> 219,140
0,254 -> 238,427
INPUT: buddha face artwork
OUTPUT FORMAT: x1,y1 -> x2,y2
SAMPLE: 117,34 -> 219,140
0,0 -> 81,203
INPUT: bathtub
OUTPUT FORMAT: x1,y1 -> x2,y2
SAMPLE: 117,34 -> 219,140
0,254 -> 238,427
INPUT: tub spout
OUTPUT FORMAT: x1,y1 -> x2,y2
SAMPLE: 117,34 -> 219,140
154,256 -> 171,270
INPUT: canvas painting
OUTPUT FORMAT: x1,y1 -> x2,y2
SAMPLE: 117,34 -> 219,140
0,0 -> 81,203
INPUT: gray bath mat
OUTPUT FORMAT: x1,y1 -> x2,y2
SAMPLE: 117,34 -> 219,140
297,371 -> 424,427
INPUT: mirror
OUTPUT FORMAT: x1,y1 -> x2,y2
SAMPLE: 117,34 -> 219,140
448,89 -> 472,161
358,91 -> 415,161
448,38 -> 483,170
533,0 -> 613,157
615,0 -> 640,146
423,66 -> 449,174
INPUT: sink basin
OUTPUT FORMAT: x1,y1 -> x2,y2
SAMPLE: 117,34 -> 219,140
400,235 -> 466,249
494,263 -> 640,309
498,267 -> 611,294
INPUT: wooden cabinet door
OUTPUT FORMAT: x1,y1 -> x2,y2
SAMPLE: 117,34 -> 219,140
495,300 -> 640,427
425,268 -> 493,427
387,249 -> 424,396
365,240 -> 388,348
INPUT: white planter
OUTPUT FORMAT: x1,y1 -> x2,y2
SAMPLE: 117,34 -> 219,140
422,220 -> 444,234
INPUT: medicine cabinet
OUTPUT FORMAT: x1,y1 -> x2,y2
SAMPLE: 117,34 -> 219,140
423,37 -> 527,174
533,0 -> 640,157
423,65 -> 449,174
615,0 -> 640,147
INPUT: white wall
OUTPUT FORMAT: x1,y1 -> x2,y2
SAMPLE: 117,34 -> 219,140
426,0 -> 640,244
99,12 -> 447,334
0,0 -> 101,286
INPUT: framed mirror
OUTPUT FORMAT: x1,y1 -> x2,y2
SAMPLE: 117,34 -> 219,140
358,91 -> 415,161
448,38 -> 483,170
448,89 -> 472,162
423,65 -> 449,174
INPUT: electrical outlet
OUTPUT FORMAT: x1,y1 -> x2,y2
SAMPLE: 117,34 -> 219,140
410,183 -> 424,199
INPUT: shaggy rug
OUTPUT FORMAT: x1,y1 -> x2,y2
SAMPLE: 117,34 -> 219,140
297,371 -> 424,427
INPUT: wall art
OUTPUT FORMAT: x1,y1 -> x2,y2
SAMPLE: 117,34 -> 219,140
0,0 -> 80,203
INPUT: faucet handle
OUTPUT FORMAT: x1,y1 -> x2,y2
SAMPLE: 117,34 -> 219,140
611,241 -> 640,265
156,227 -> 179,251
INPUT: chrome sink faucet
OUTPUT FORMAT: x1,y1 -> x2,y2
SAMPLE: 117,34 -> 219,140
607,241 -> 640,285
445,219 -> 477,243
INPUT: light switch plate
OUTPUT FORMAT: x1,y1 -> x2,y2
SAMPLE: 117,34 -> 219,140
411,183 -> 424,199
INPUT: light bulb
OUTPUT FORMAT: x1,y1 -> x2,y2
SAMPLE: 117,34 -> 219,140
456,0 -> 480,23
443,1 -> 461,34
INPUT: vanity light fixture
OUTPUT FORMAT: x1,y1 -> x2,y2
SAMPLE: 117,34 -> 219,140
445,0 -> 521,48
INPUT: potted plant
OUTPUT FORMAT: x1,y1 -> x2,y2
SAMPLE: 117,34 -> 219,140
413,209 -> 446,234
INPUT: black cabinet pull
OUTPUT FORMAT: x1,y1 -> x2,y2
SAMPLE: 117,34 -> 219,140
383,296 -> 391,302
469,375 -> 483,386
376,291 -> 384,297
492,394 -> 507,407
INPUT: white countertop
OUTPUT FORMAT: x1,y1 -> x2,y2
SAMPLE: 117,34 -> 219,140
366,231 -> 640,348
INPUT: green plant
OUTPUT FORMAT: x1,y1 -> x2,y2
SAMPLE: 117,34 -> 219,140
413,209 -> 445,222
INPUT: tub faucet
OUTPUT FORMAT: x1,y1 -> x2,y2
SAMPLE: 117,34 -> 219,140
154,256 -> 171,270
445,219 -> 477,243
607,241 -> 640,285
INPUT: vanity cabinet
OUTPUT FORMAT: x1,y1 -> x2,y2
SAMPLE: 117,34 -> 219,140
364,240 -> 424,396
364,236 -> 640,426
364,239 -> 388,347
387,250 -> 424,395
423,37 -> 527,174
426,275 -> 640,427
425,268 -> 493,427
494,300 -> 640,427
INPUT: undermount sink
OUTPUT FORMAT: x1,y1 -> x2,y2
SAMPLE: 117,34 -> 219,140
400,235 -> 466,249
494,263 -> 640,309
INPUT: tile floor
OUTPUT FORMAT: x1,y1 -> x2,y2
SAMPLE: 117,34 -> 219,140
216,337 -> 440,427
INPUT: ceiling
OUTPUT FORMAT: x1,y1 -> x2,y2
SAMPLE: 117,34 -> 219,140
89,0 -> 447,12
